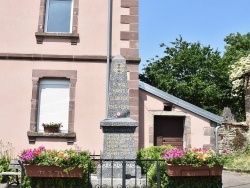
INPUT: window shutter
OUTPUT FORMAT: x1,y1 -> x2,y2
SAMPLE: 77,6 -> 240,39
37,79 -> 70,133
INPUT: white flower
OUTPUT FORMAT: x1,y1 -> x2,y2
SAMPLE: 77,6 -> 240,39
230,55 -> 250,92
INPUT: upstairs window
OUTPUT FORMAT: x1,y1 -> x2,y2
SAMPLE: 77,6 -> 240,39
45,0 -> 73,33
36,0 -> 79,44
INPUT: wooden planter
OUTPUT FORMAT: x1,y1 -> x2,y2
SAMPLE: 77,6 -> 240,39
24,165 -> 83,178
44,126 -> 60,133
166,164 -> 223,176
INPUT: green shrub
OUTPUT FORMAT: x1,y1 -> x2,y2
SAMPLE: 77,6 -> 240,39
137,145 -> 173,187
21,176 -> 88,188
230,129 -> 247,151
147,162 -> 169,188
168,176 -> 222,188
137,145 -> 173,160
21,163 -> 93,188
0,157 -> 10,183
0,141 -> 14,183
137,145 -> 173,173
244,145 -> 250,154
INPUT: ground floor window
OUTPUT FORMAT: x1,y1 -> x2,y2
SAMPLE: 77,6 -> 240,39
37,79 -> 70,133
28,69 -> 77,143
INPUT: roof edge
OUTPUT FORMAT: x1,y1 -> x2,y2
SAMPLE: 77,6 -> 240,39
139,81 -> 223,124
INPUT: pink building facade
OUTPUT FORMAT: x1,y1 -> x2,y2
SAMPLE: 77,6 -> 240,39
0,0 -> 139,155
0,0 -> 222,157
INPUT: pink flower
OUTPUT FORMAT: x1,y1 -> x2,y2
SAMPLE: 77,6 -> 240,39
163,148 -> 184,159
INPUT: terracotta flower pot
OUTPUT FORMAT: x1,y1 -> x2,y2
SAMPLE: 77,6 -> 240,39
24,165 -> 83,178
166,164 -> 223,176
44,126 -> 60,133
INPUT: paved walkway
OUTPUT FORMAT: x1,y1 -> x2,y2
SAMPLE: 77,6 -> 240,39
222,171 -> 250,188
1,171 -> 250,188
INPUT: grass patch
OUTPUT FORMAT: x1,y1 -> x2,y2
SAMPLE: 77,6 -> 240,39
225,153 -> 250,170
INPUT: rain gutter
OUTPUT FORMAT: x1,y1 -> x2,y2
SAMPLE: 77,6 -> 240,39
106,0 -> 112,118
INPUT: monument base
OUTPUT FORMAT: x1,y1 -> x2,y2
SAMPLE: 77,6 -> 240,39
97,162 -> 141,178
91,174 -> 146,188
100,118 -> 138,160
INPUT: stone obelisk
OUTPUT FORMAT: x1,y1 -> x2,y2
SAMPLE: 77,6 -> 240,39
99,55 -> 140,178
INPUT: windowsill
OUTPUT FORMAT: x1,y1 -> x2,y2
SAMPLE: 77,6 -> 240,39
35,32 -> 79,45
27,131 -> 76,144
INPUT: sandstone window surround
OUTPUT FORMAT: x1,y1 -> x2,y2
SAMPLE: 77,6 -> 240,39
35,0 -> 79,45
27,70 -> 77,144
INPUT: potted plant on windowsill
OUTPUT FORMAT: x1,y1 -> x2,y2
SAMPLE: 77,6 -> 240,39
42,122 -> 63,133
162,148 -> 228,176
20,146 -> 94,178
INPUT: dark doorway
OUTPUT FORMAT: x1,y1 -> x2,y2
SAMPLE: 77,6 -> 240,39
154,116 -> 184,148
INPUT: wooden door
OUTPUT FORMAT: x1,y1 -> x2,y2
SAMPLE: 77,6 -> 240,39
154,116 -> 184,148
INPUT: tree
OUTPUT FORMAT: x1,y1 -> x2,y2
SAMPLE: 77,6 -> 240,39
223,32 -> 250,64
140,36 -> 232,116
229,55 -> 250,123
223,32 -> 250,121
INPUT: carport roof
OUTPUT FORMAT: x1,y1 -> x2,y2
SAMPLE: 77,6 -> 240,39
139,81 -> 223,124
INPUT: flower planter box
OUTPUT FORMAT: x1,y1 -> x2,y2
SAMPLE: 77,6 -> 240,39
24,165 -> 83,178
44,127 -> 60,133
166,164 -> 223,176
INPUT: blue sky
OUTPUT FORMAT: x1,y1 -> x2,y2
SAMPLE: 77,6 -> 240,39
139,0 -> 250,73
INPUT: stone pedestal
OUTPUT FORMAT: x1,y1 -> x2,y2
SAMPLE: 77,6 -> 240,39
101,118 -> 137,159
98,118 -> 141,178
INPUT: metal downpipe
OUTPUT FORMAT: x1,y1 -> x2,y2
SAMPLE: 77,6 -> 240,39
106,0 -> 112,118
215,124 -> 222,155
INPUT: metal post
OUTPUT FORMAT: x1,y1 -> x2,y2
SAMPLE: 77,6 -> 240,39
111,160 -> 113,188
100,160 -> 103,187
88,161 -> 90,188
135,160 -> 137,187
122,159 -> 126,188
146,159 -> 148,187
105,0 -> 113,118
157,160 -> 160,188
215,124 -> 222,155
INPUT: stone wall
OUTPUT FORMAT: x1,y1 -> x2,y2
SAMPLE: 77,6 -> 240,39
203,126 -> 216,149
218,122 -> 249,153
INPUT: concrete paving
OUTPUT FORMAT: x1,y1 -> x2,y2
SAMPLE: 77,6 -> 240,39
1,171 -> 250,188
222,171 -> 250,188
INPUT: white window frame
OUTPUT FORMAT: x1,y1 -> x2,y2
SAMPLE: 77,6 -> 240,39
44,0 -> 73,33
